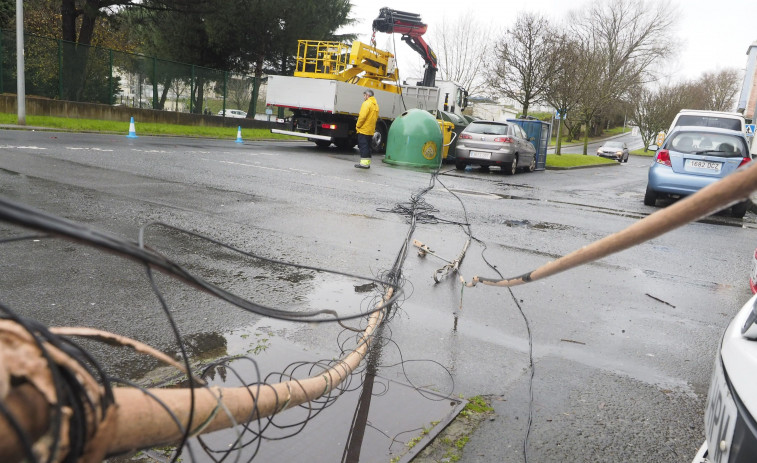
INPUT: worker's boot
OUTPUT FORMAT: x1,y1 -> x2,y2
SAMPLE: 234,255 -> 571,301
354,158 -> 371,169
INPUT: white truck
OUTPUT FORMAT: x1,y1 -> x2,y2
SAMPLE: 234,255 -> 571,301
267,8 -> 468,152
267,75 -> 466,151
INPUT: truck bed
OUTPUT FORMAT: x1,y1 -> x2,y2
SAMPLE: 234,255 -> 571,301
266,75 -> 439,119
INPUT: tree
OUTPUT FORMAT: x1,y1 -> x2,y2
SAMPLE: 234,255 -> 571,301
430,12 -> 491,96
694,68 -> 741,111
122,2 -> 225,112
204,0 -> 353,118
543,37 -> 603,154
566,0 -> 675,153
0,0 -> 13,29
627,82 -> 692,151
487,12 -> 559,117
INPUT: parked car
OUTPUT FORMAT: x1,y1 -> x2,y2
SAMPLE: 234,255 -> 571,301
669,109 -> 745,134
596,140 -> 629,162
454,120 -> 536,174
644,126 -> 752,218
692,294 -> 757,463
218,109 -> 247,118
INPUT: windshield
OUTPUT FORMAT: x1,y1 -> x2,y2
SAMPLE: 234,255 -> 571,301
603,142 -> 623,148
675,115 -> 742,131
466,122 -> 507,135
668,132 -> 748,157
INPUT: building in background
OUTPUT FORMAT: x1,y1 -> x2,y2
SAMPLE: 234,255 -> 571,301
737,40 -> 757,121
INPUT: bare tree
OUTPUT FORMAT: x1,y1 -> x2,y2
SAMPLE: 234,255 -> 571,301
227,77 -> 253,111
628,82 -> 693,151
544,37 -> 604,154
430,12 -> 492,96
487,12 -> 559,117
567,0 -> 676,153
694,68 -> 742,111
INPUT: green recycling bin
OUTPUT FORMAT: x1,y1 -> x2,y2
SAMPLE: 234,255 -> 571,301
383,109 -> 443,168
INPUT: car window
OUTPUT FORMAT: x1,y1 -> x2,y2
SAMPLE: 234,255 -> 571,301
668,132 -> 747,157
467,122 -> 507,135
675,115 -> 742,131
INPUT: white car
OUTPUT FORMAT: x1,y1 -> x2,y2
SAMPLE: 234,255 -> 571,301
692,295 -> 757,463
218,109 -> 247,118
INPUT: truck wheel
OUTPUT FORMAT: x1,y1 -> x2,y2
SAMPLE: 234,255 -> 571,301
371,121 -> 388,153
314,140 -> 331,148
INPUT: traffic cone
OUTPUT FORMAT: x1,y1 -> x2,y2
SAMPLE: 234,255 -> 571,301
235,126 -> 243,144
126,117 -> 138,138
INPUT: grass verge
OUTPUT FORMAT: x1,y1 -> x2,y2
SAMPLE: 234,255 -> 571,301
546,153 -> 617,168
408,395 -> 494,463
0,113 -> 296,140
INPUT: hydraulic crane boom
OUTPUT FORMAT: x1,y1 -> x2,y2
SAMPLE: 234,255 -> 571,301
372,8 -> 438,87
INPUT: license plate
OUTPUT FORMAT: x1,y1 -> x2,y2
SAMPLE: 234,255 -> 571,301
704,358 -> 737,463
469,151 -> 491,160
686,159 -> 722,172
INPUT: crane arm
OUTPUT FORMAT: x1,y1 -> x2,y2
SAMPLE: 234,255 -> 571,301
372,8 -> 438,87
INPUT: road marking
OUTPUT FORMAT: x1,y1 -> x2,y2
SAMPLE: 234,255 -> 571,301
0,145 -> 47,150
131,148 -> 169,153
66,147 -> 114,152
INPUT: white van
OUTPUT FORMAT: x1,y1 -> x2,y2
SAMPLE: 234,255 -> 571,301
668,109 -> 745,134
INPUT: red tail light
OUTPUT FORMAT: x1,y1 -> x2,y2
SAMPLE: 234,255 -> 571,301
739,157 -> 752,168
460,133 -> 473,139
493,137 -> 513,143
655,149 -> 671,167
321,123 -> 336,130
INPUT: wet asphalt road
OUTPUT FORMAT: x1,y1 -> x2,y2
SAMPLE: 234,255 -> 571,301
1,129 -> 755,462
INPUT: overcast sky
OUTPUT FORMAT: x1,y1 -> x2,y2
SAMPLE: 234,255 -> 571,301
343,0 -> 756,84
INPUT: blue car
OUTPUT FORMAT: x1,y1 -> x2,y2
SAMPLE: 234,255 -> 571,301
644,126 -> 753,218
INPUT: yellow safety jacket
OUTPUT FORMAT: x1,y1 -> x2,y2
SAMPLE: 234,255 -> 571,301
356,96 -> 379,136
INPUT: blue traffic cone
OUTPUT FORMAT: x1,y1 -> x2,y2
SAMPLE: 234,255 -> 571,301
235,126 -> 243,144
126,117 -> 138,138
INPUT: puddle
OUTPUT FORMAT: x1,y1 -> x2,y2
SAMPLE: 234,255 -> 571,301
500,218 -> 572,231
131,312 -> 463,463
447,188 -> 533,201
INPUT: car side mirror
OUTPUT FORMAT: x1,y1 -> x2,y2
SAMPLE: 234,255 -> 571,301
648,144 -> 658,151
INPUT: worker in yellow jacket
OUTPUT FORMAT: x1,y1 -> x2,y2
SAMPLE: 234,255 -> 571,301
355,89 -> 379,169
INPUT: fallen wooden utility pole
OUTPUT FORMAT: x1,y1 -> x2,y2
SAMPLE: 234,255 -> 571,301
0,290 -> 391,462
466,161 -> 757,288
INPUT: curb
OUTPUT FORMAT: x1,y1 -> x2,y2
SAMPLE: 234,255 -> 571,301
546,162 -> 619,170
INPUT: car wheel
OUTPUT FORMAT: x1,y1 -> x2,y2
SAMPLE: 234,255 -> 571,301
314,139 -> 331,148
455,160 -> 466,171
732,200 -> 750,218
527,156 -> 536,172
643,186 -> 657,206
505,155 -> 518,175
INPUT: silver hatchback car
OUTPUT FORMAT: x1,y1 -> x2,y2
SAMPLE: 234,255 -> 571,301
454,121 -> 536,175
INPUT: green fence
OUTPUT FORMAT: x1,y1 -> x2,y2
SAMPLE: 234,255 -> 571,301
0,29 -> 258,115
